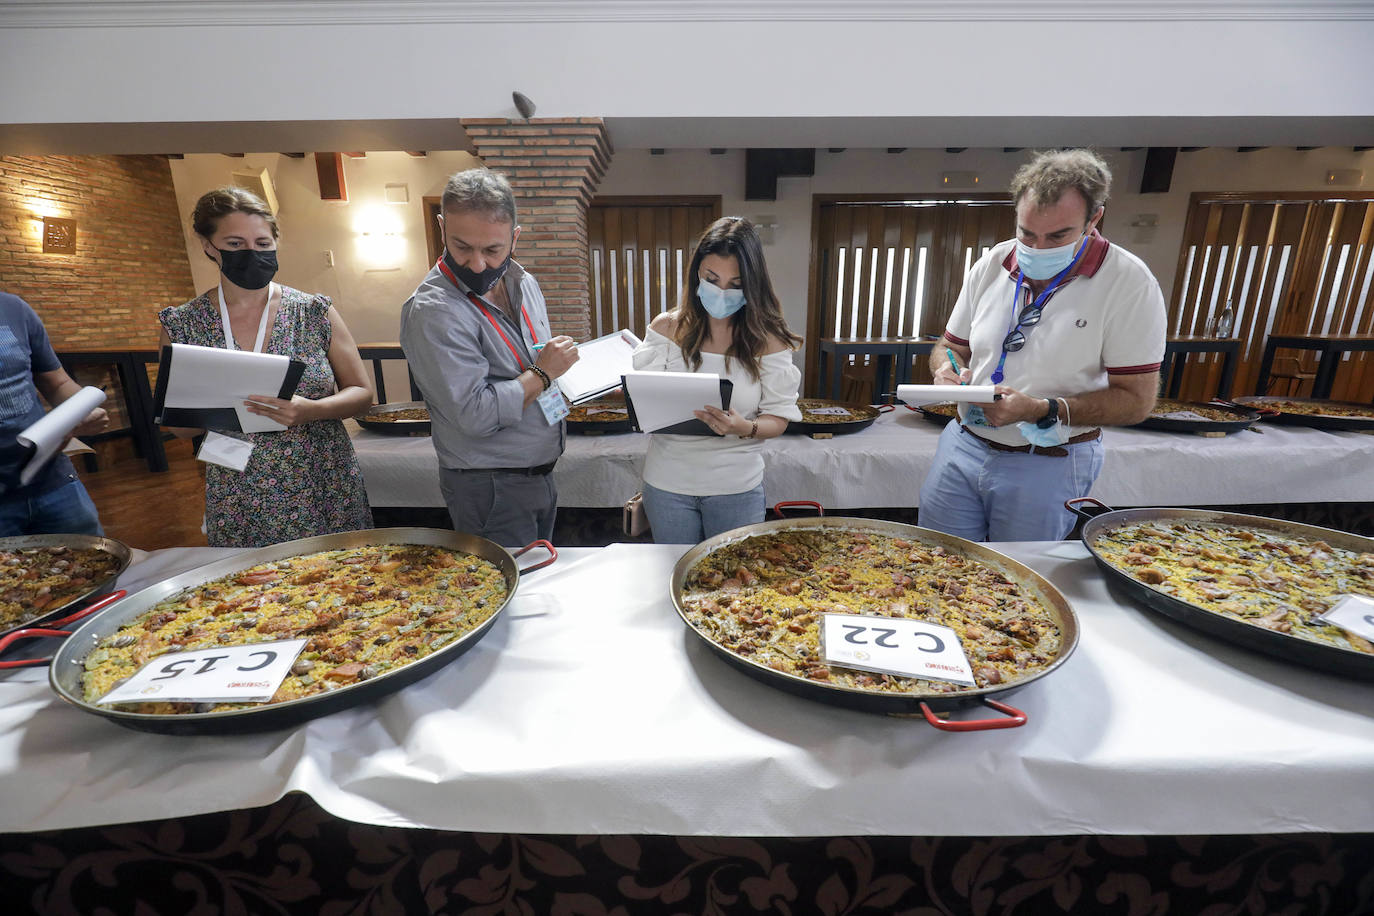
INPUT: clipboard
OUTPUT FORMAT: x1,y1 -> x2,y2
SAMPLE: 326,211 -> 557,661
621,374 -> 734,436
153,344 -> 307,433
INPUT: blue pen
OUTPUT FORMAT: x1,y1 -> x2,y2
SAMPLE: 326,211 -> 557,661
945,348 -> 965,384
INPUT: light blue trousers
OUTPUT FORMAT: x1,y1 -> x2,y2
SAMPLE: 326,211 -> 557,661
918,422 -> 1104,542
641,481 -> 766,544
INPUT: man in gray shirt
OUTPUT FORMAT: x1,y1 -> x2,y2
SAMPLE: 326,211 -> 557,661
400,169 -> 579,545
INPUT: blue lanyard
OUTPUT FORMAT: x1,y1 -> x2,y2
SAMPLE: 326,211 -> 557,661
989,243 -> 1087,384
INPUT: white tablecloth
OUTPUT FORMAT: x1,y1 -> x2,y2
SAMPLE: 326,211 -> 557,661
349,414 -> 1374,510
2,541 -> 1372,837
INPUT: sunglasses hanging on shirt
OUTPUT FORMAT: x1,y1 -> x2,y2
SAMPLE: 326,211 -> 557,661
989,242 -> 1088,384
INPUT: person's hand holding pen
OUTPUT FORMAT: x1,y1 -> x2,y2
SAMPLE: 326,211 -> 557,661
934,347 -> 972,386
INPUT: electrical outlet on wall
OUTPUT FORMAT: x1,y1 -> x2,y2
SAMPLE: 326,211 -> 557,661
324,249 -> 335,268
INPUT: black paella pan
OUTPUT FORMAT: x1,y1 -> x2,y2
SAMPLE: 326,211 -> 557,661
355,401 -> 431,436
670,516 -> 1079,730
1131,399 -> 1261,434
1069,498 -> 1374,680
41,527 -> 554,735
1231,396 -> 1374,433
785,399 -> 889,436
0,533 -> 131,645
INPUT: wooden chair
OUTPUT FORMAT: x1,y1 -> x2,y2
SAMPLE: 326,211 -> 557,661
1266,356 -> 1317,397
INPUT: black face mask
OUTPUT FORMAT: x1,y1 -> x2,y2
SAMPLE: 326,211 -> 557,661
445,248 -> 512,295
214,248 -> 278,290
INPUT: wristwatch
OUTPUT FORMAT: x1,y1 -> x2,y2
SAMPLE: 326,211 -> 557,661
1035,397 -> 1059,429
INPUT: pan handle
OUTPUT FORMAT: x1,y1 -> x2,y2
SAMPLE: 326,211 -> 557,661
42,590 -> 127,630
920,698 -> 1027,731
873,403 -> 896,413
513,540 -> 557,574
1064,496 -> 1116,522
772,501 -> 825,518
0,628 -> 76,668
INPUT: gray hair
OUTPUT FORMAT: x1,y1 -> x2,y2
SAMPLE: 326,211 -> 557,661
1009,149 -> 1112,219
441,168 -> 517,224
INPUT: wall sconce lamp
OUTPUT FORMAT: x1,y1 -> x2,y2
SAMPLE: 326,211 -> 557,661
513,91 -> 536,120
41,216 -> 77,254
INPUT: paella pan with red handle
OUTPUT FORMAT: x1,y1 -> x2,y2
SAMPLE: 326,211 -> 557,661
669,516 -> 1079,730
0,533 -> 130,641
44,527 -> 555,735
1070,498 -> 1374,680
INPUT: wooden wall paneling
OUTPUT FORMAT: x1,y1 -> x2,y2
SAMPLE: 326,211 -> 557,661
914,207 -> 941,338
896,209 -> 919,340
804,199 -> 832,395
1339,204 -> 1374,401
831,204 -> 856,341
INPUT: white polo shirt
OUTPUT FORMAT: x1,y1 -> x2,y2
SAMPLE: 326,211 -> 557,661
943,232 -> 1166,446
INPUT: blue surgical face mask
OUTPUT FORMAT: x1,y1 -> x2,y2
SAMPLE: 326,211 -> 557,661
697,279 -> 746,319
1014,234 -> 1084,281
1016,418 -> 1072,447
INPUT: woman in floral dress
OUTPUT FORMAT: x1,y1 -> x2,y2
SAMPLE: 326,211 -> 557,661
159,187 -> 374,547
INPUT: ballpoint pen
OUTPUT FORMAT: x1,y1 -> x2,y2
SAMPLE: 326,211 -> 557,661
945,348 -> 965,384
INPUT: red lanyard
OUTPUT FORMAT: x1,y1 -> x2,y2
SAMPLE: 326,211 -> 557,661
436,256 -> 539,369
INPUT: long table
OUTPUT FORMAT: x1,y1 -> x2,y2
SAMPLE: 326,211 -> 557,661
350,410 -> 1374,511
3,541 -> 1372,838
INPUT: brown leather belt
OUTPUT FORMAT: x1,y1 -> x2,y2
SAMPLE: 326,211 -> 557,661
959,424 -> 1101,458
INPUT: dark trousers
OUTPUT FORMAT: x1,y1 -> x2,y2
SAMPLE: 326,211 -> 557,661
439,468 -> 557,547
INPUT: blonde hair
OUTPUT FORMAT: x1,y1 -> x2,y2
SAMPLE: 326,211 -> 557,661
1009,149 -> 1112,220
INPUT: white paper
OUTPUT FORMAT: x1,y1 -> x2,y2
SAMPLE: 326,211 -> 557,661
162,343 -> 294,432
898,384 -> 1000,403
197,431 -> 254,472
97,639 -> 307,705
233,403 -> 288,433
17,385 -> 106,485
555,329 -> 642,404
821,612 -> 976,686
1319,594 -> 1374,643
622,370 -> 723,433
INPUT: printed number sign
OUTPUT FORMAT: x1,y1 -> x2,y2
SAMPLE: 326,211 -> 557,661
1319,594 -> 1374,644
807,407 -> 853,417
821,613 -> 975,686
96,638 -> 308,706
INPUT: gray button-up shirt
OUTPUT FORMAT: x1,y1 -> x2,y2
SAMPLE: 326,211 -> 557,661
400,259 -> 564,470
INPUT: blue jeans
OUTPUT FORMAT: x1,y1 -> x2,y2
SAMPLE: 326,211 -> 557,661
641,481 -> 766,544
918,422 -> 1103,542
0,477 -> 103,537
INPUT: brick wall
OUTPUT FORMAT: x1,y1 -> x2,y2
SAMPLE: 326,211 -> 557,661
0,155 -> 195,349
459,118 -> 613,339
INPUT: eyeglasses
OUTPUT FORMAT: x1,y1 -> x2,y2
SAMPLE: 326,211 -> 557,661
1001,304 -> 1044,352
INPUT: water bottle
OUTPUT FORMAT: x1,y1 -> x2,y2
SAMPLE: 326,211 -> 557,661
1215,301 -> 1235,338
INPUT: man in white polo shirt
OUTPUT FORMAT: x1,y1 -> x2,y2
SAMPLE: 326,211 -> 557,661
919,149 -> 1166,541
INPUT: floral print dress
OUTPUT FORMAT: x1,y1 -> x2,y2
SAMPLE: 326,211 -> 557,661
159,287 -> 372,547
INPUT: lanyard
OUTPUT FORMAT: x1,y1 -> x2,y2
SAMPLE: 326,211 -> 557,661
436,256 -> 539,370
218,278 -> 275,353
989,244 -> 1086,384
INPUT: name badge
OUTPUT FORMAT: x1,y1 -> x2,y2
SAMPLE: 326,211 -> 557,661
96,638 -> 308,706
197,430 -> 254,472
821,613 -> 976,686
538,388 -> 570,425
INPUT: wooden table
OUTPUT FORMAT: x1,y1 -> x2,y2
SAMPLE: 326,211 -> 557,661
1161,336 -> 1241,400
1254,333 -> 1374,399
355,341 -> 422,403
817,337 -> 937,401
56,348 -> 167,473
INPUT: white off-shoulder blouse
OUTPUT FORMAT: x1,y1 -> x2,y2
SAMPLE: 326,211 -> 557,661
631,327 -> 802,496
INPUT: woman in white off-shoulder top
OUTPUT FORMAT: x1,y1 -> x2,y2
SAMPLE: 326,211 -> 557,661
630,217 -> 803,543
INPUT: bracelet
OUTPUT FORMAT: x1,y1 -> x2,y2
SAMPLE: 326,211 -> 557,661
741,419 -> 759,439
529,365 -> 552,391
